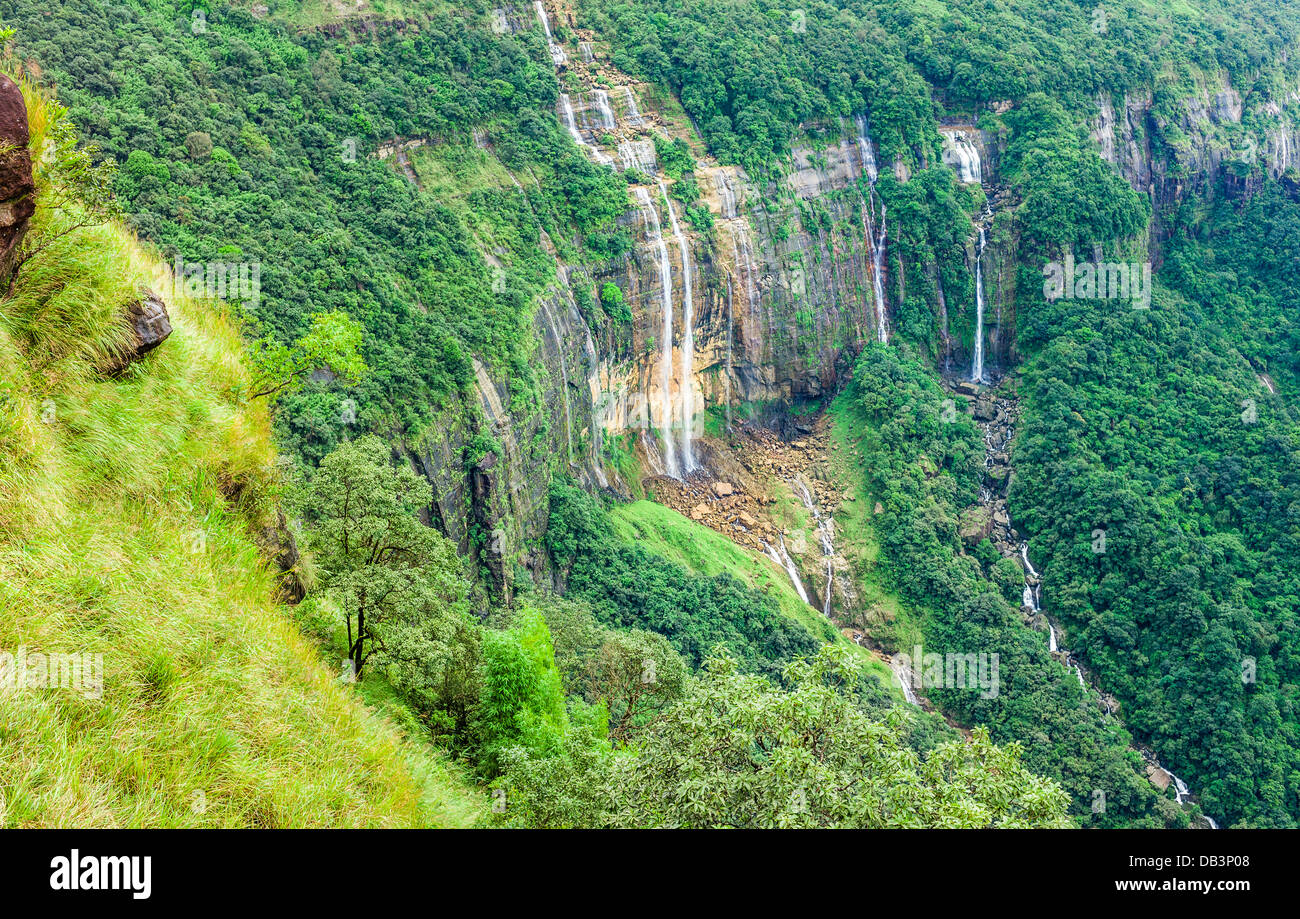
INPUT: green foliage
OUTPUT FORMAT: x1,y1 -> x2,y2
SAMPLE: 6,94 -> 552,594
496,645 -> 1073,828
4,0 -> 629,464
291,436 -> 474,682
250,310 -> 367,400
599,280 -> 631,322
546,480 -> 822,678
842,343 -> 1174,827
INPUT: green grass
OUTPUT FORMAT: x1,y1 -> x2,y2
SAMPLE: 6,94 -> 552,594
607,499 -> 897,690
0,78 -> 484,827
825,389 -> 921,652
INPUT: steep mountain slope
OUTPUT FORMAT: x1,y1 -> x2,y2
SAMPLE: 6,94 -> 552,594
0,74 -> 484,827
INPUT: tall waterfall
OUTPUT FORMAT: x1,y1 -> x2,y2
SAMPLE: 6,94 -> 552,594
970,219 -> 989,383
538,300 -> 574,466
634,187 -> 679,478
793,476 -> 835,617
941,129 -> 983,184
657,180 -> 696,472
618,139 -> 656,173
854,117 -> 889,343
559,94 -> 614,167
534,1 -> 566,67
714,170 -> 738,219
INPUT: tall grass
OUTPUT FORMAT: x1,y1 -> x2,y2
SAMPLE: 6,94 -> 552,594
0,74 -> 483,827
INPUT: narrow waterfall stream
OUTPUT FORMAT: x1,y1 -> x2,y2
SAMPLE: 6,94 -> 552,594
793,476 -> 836,617
590,89 -> 616,131
622,85 -> 645,126
634,186 -> 679,478
764,536 -> 810,606
970,384 -> 1219,827
854,116 -> 889,343
970,215 -> 990,383
534,1 -> 566,66
538,300 -> 574,466
657,180 -> 696,472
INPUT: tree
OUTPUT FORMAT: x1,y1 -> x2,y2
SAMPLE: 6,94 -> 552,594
292,435 -> 467,680
496,645 -> 1074,828
249,309 -> 367,401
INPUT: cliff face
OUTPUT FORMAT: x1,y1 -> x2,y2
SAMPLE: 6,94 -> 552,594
399,14 -> 1300,593
1090,72 -> 1300,255
397,38 -> 887,587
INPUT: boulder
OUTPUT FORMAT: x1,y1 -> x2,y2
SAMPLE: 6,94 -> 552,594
0,74 -> 36,281
105,291 -> 173,373
712,481 -> 734,497
973,397 -> 996,421
958,506 -> 993,546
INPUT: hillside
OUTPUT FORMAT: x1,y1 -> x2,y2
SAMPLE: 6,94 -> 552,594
0,73 -> 484,827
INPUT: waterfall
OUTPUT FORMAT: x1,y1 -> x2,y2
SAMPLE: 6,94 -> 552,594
559,93 -> 614,167
724,272 -> 734,430
558,93 -> 583,146
1020,542 -> 1039,579
764,536 -> 810,605
890,658 -> 921,706
941,130 -> 983,184
634,186 -> 679,478
1048,620 -> 1058,653
618,139 -> 656,173
622,86 -> 645,126
970,222 -> 988,383
579,41 -> 594,63
534,1 -> 566,66
714,170 -> 738,219
793,476 -> 835,617
658,180 -> 696,472
591,89 -> 616,131
854,117 -> 889,343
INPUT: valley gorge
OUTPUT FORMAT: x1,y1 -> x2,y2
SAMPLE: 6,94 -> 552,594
5,0 -> 1300,837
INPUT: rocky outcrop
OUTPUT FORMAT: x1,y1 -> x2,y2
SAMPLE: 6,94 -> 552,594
0,74 -> 36,282
104,291 -> 172,374
1091,74 -> 1300,252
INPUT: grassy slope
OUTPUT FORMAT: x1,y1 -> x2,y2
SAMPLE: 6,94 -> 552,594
0,80 -> 483,828
607,499 -> 899,691
825,390 -> 922,652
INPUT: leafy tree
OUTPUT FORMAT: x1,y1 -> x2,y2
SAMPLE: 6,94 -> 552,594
291,435 -> 468,681
250,310 -> 367,401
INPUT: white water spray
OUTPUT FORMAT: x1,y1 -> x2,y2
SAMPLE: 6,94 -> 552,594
657,180 -> 696,472
634,186 -> 679,478
534,1 -> 566,67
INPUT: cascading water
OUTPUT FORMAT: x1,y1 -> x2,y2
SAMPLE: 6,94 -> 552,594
657,180 -> 696,472
970,214 -> 990,384
854,117 -> 889,343
534,1 -> 566,67
538,300 -> 575,466
891,658 -> 921,706
622,86 -> 645,126
618,140 -> 656,173
559,93 -> 614,167
941,130 -> 983,184
591,89 -> 616,131
764,536 -> 810,606
793,476 -> 836,617
714,170 -> 738,219
634,186 -> 679,478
